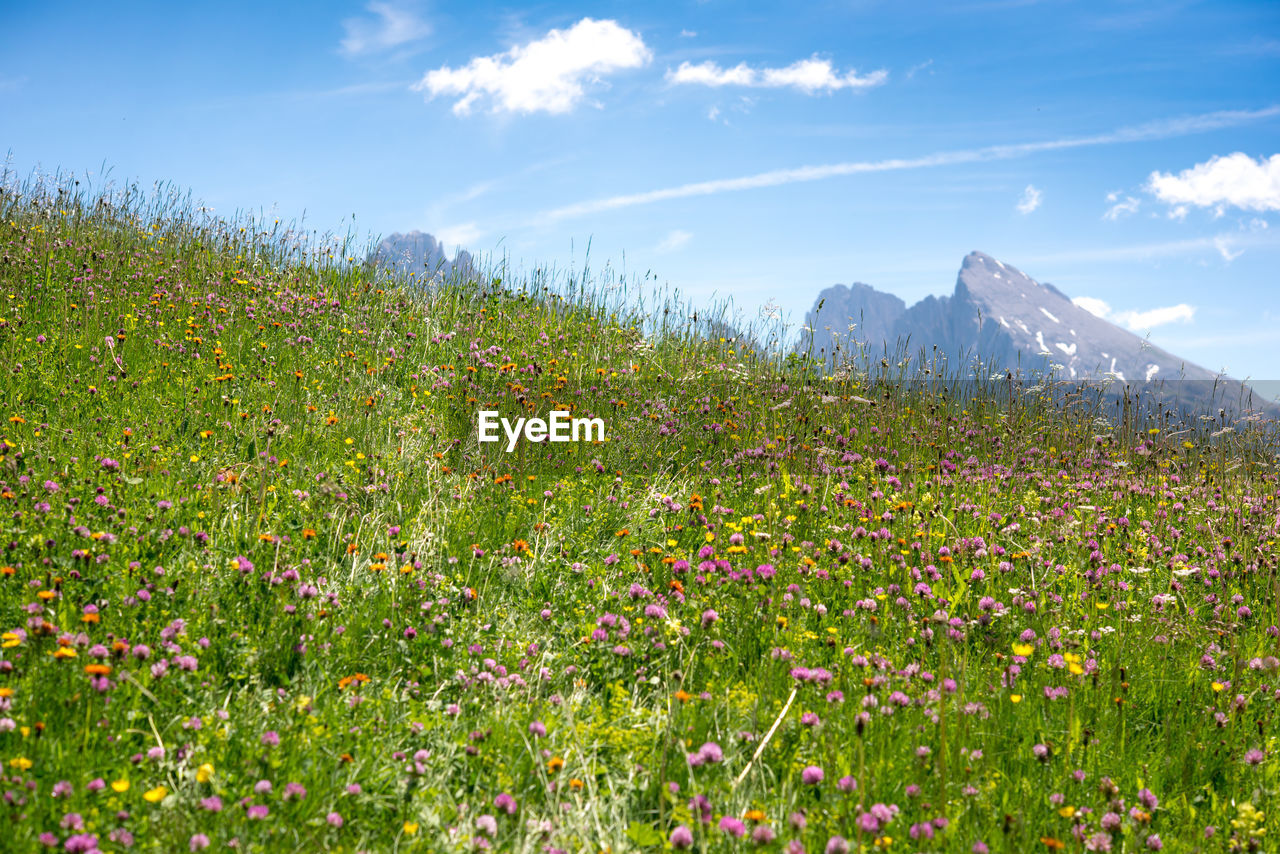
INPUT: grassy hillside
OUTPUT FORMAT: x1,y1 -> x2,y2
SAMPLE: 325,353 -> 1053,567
1,176 -> 1278,853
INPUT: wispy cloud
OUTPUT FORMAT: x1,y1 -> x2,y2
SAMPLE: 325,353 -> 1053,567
444,180 -> 501,206
951,0 -> 1062,11
421,180 -> 502,232
538,105 -> 1280,222
421,156 -> 576,239
434,222 -> 483,249
294,80 -> 415,100
414,18 -> 650,115
1213,236 -> 1244,262
1090,0 -> 1197,31
1103,190 -> 1141,220
666,57 -> 887,93
1221,38 -> 1280,57
905,59 -> 933,80
655,229 -> 692,253
1157,327 -> 1280,351
1023,229 -> 1280,265
1148,152 -> 1280,212
1016,184 -> 1042,214
340,2 -> 431,57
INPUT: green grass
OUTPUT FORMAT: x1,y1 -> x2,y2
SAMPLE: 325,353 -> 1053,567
0,170 -> 1277,853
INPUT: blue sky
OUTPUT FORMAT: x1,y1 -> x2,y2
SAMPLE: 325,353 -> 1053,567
3,1 -> 1279,379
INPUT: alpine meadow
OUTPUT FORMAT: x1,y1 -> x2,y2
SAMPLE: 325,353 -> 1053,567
1,166 -> 1279,854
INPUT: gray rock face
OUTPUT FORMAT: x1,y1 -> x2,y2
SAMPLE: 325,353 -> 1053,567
370,231 -> 474,282
944,251 -> 1219,384
800,251 -> 1277,417
797,282 -> 906,361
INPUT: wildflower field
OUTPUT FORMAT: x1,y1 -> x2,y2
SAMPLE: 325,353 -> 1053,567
1,176 -> 1278,854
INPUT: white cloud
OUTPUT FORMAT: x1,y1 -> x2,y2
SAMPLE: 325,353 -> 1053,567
414,18 -> 650,115
434,222 -> 482,248
1016,184 -> 1042,214
707,106 -> 720,121
1114,304 -> 1196,330
1148,152 -> 1280,212
666,56 -> 887,93
669,61 -> 754,87
679,29 -> 697,38
1072,296 -> 1112,318
762,58 -> 886,92
538,105 -> 1280,222
655,229 -> 692,253
340,2 -> 430,57
1071,296 -> 1195,330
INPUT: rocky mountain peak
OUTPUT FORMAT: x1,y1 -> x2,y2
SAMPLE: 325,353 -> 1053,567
797,251 -> 1276,418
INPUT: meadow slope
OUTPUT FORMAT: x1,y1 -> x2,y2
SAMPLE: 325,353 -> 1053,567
1,180 -> 1278,853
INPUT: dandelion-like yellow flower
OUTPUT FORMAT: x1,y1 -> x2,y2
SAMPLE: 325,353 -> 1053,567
111,780 -> 130,793
196,763 -> 214,783
143,786 -> 167,803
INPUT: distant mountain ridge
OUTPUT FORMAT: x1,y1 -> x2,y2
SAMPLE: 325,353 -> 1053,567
799,251 -> 1276,417
369,231 -> 474,282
